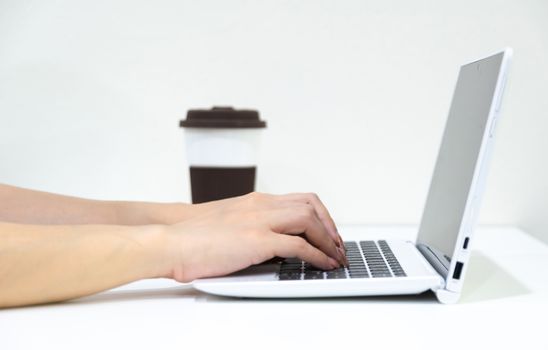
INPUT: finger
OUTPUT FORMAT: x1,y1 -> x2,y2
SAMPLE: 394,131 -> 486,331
277,193 -> 342,246
276,193 -> 345,254
267,205 -> 346,266
270,234 -> 339,270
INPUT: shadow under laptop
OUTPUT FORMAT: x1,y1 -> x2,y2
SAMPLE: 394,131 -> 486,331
194,291 -> 438,304
458,251 -> 531,303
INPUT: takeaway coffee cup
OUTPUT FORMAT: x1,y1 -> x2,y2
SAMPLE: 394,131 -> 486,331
179,107 -> 267,203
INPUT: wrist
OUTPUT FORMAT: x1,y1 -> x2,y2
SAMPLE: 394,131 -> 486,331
131,224 -> 174,279
155,222 -> 196,282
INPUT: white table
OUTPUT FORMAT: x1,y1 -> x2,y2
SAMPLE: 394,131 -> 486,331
1,226 -> 547,350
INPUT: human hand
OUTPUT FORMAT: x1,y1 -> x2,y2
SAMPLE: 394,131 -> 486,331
192,192 -> 345,247
161,192 -> 347,282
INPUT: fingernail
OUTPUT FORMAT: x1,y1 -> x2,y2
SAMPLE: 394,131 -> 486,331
334,238 -> 341,248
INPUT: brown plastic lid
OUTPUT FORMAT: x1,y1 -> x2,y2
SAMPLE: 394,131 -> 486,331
180,106 -> 266,129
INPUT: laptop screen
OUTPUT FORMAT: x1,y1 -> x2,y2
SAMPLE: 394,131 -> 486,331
416,52 -> 505,262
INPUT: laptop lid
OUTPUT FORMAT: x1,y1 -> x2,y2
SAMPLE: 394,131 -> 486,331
415,49 -> 512,303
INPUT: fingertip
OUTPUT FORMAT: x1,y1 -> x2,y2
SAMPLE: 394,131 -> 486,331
328,257 -> 340,270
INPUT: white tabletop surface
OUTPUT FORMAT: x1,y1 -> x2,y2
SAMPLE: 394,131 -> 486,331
1,226 -> 547,350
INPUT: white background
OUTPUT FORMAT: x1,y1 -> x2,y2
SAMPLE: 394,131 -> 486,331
1,0 -> 547,241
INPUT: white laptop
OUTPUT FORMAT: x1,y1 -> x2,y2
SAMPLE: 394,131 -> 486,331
192,48 -> 513,304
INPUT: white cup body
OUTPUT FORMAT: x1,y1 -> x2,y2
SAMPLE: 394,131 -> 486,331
184,128 -> 262,167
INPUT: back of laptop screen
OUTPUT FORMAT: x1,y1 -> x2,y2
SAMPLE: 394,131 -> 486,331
416,52 -> 504,260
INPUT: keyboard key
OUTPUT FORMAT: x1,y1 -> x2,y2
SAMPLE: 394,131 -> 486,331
303,263 -> 323,272
326,268 -> 347,279
371,273 -> 392,278
280,267 -> 301,273
349,272 -> 369,278
279,272 -> 301,280
304,271 -> 324,280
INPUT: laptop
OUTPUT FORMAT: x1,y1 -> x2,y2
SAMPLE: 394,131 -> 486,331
192,48 -> 513,304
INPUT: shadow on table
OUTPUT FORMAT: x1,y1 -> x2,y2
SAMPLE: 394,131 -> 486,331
65,285 -> 200,306
195,291 -> 439,304
459,251 -> 531,303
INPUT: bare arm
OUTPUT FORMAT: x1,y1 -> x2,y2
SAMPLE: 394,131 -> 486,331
0,184 -> 193,225
0,191 -> 347,308
0,222 -> 167,308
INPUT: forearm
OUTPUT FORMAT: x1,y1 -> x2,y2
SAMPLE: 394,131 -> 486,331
0,184 -> 194,225
112,201 -> 196,225
0,222 -> 170,308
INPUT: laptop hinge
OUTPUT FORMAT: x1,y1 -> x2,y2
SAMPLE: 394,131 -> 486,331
416,243 -> 449,280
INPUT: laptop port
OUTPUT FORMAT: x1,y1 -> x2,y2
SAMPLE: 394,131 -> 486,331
452,261 -> 464,280
463,237 -> 470,249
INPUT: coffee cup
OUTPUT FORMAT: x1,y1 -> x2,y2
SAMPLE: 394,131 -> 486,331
179,107 -> 267,203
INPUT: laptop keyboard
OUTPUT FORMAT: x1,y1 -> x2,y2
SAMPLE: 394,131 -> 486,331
278,240 -> 406,280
